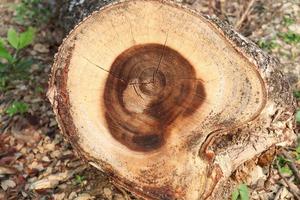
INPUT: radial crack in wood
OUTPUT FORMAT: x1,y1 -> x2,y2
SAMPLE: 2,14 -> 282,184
48,0 -> 296,199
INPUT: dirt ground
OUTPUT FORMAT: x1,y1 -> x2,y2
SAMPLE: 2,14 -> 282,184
0,0 -> 299,200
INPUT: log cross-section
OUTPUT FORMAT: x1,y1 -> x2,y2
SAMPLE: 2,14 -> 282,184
48,0 -> 296,199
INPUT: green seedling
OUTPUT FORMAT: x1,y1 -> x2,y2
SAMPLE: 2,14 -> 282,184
232,184 -> 249,200
278,31 -> 300,44
75,175 -> 85,185
6,101 -> 29,117
277,155 -> 292,175
293,91 -> 300,100
295,143 -> 300,161
0,27 -> 35,91
258,39 -> 278,51
283,16 -> 295,27
296,110 -> 300,124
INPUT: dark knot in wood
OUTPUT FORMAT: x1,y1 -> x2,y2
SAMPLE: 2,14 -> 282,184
103,44 -> 206,151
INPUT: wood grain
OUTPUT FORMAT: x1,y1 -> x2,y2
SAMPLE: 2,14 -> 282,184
104,44 -> 205,151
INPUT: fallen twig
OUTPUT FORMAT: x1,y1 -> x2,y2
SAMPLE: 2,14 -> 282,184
281,149 -> 300,183
235,0 -> 256,30
274,186 -> 284,200
276,161 -> 300,199
114,184 -> 131,200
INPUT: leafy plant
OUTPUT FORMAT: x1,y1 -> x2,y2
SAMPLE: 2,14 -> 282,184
277,155 -> 291,166
0,76 -> 9,91
278,31 -> 300,44
294,91 -> 300,100
258,39 -> 278,51
279,165 -> 292,175
13,0 -> 51,26
0,27 -> 35,91
277,156 -> 292,175
74,175 -> 85,185
283,16 -> 295,27
6,101 -> 29,117
7,27 -> 35,50
34,85 -> 43,94
295,142 -> 300,161
232,184 -> 249,200
296,110 -> 300,124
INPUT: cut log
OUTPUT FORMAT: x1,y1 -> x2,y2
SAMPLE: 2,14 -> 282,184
48,0 -> 296,199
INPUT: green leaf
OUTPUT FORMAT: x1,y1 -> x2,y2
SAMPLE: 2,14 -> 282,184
0,62 -> 5,69
34,86 -> 43,93
0,76 -> 8,92
296,145 -> 300,154
279,166 -> 292,175
258,39 -> 278,51
277,156 -> 287,166
296,110 -> 300,123
0,45 -> 13,62
7,28 -> 19,49
294,91 -> 300,100
239,184 -> 249,200
231,188 -> 239,200
6,101 -> 29,117
15,58 -> 33,69
75,175 -> 85,184
296,144 -> 300,161
283,16 -> 295,26
232,184 -> 250,200
0,38 -> 5,46
18,27 -> 35,49
278,31 -> 300,44
0,38 -> 13,62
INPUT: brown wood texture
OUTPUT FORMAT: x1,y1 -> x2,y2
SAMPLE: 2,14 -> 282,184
48,0 -> 296,199
103,44 -> 205,152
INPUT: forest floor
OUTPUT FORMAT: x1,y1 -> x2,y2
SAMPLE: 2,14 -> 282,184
0,0 -> 299,200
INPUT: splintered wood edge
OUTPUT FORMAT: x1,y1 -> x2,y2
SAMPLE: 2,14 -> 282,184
47,0 -> 296,199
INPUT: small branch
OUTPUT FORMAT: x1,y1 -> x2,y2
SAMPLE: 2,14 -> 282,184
274,186 -> 283,200
281,149 -> 300,183
276,161 -> 300,199
234,0 -> 256,30
274,176 -> 295,200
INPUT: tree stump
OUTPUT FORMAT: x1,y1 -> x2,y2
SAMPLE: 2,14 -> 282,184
48,0 -> 296,199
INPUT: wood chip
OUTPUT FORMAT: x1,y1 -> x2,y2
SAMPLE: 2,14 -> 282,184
53,192 -> 65,200
103,188 -> 112,200
0,166 -> 17,175
33,43 -> 50,53
30,166 -> 86,190
68,191 -> 77,199
1,179 -> 16,191
74,193 -> 94,200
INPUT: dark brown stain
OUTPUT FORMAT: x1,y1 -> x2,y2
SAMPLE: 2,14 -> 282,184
103,44 -> 206,152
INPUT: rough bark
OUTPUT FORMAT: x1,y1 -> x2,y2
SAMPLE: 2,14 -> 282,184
49,0 -> 296,199
56,0 -> 121,33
